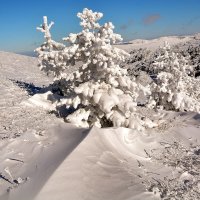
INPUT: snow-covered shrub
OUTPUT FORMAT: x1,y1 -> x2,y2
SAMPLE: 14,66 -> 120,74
36,8 -> 154,130
149,42 -> 200,112
186,45 -> 200,77
122,48 -> 153,77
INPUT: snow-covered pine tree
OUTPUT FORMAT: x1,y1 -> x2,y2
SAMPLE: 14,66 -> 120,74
36,8 -> 154,130
149,41 -> 200,112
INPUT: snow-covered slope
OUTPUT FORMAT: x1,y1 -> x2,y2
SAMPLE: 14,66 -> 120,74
0,40 -> 200,200
0,51 -> 53,86
0,51 -> 68,199
0,51 -> 55,139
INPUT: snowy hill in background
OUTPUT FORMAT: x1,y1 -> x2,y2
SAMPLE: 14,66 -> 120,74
0,51 -> 52,85
0,34 -> 200,200
116,33 -> 200,51
117,34 -> 200,78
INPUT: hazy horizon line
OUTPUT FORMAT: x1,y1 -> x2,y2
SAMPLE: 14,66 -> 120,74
1,31 -> 199,58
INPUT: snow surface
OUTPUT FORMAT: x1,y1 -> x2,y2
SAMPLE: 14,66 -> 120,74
0,35 -> 200,200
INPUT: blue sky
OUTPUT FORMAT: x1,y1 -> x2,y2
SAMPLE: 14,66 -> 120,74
0,0 -> 200,54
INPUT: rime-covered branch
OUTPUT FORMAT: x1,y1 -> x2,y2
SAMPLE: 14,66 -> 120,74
37,16 -> 54,41
36,16 -> 65,77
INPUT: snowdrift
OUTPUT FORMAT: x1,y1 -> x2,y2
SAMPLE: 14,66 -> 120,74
2,116 -> 200,200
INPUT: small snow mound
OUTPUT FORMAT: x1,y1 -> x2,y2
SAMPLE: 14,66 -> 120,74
21,91 -> 58,110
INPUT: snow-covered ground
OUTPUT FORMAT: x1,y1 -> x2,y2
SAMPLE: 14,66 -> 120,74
0,35 -> 200,200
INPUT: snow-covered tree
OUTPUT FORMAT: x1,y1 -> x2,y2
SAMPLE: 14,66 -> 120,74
36,8 -> 154,130
149,41 -> 200,112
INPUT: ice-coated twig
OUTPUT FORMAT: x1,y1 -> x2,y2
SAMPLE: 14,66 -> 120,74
0,173 -> 13,184
8,158 -> 24,163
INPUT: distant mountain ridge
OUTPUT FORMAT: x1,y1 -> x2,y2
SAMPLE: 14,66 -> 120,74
116,33 -> 200,51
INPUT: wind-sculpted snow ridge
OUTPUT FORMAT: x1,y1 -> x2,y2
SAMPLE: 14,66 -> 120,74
36,8 -> 157,130
33,116 -> 200,200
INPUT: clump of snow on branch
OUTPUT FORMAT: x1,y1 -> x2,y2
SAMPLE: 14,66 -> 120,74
148,41 -> 200,112
36,8 -> 155,130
